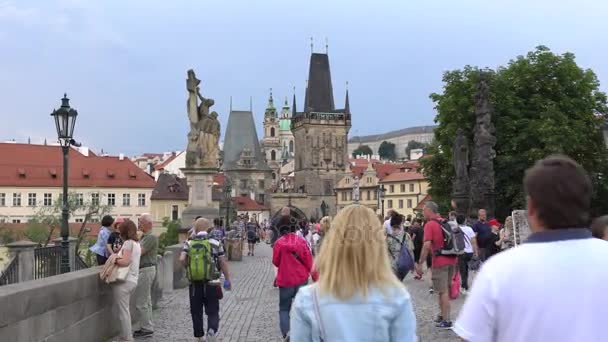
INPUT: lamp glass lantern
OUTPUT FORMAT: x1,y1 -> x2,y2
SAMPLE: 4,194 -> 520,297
51,94 -> 78,144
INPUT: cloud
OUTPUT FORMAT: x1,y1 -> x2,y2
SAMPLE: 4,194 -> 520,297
0,0 -> 127,50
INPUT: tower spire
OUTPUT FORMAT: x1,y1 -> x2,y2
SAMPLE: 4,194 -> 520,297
250,96 -> 253,112
292,86 -> 297,117
310,37 -> 313,54
344,81 -> 350,115
230,96 -> 233,112
267,88 -> 275,109
325,37 -> 328,54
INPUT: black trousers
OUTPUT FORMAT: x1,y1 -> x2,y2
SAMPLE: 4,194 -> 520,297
189,282 -> 220,337
96,254 -> 107,266
459,253 -> 473,290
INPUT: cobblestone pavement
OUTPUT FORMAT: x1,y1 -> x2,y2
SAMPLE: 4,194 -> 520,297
143,244 -> 464,341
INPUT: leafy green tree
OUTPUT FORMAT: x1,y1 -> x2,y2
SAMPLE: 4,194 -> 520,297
405,140 -> 430,159
421,46 -> 608,218
378,141 -> 397,160
158,218 -> 181,255
352,145 -> 374,158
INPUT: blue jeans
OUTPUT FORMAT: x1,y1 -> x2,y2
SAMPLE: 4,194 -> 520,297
278,282 -> 307,337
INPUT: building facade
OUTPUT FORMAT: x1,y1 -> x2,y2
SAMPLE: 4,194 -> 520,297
289,52 -> 351,217
223,109 -> 272,206
260,91 -> 295,186
348,126 -> 436,160
0,143 -> 155,223
379,170 -> 429,217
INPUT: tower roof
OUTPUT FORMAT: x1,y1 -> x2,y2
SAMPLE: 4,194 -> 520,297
264,88 -> 277,118
223,110 -> 271,171
304,53 -> 335,113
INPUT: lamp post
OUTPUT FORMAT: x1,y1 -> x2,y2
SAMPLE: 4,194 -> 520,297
377,184 -> 386,218
224,181 -> 232,230
50,94 -> 78,274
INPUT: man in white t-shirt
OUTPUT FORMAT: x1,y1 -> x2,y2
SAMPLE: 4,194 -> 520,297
456,214 -> 478,295
383,209 -> 396,235
454,155 -> 608,342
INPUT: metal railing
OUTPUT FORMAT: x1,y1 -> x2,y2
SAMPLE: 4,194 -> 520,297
0,256 -> 19,286
74,254 -> 89,271
34,246 -> 62,279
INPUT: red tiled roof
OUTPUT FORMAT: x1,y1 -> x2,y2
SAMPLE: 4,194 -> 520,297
0,143 -> 156,188
380,171 -> 426,182
232,196 -> 267,211
347,162 -> 408,180
153,152 -> 181,171
414,194 -> 432,210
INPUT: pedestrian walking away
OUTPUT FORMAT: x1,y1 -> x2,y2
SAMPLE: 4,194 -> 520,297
181,217 -> 233,342
290,204 -> 417,342
272,211 -> 313,341
454,155 -> 608,342
132,213 -> 158,338
456,214 -> 478,294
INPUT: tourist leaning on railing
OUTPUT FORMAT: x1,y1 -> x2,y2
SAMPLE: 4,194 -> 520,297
90,215 -> 114,265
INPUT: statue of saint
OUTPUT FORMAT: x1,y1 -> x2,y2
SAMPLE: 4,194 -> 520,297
185,69 -> 220,168
352,176 -> 360,202
453,128 -> 469,193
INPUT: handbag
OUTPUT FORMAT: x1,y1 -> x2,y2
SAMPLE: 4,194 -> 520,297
113,245 -> 130,282
312,286 -> 326,342
450,272 -> 461,300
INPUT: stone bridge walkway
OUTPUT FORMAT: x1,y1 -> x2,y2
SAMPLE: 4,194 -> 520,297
144,244 -> 463,342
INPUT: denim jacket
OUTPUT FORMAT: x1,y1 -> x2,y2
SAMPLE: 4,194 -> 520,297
290,284 -> 417,342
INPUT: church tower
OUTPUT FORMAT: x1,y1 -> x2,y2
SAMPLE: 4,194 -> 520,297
292,52 -> 352,215
261,89 -> 281,183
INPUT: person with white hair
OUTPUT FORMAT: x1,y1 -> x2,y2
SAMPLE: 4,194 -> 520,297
132,213 -> 158,338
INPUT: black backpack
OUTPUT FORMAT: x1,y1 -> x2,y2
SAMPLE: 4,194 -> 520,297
433,219 -> 465,256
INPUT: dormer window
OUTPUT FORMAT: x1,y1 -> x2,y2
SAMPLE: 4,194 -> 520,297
107,169 -> 115,178
17,168 -> 26,178
129,170 -> 136,179
49,169 -> 57,178
82,169 -> 90,178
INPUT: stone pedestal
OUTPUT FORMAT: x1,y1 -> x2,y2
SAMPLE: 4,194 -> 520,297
180,167 -> 220,228
6,240 -> 38,282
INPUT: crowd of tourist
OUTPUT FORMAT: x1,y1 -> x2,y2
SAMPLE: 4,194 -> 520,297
92,154 -> 608,341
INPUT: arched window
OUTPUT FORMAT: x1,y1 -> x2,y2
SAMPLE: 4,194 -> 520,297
270,127 -> 275,137
271,150 -> 276,161
289,140 -> 294,153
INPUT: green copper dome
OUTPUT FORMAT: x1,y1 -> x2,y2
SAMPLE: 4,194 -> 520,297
279,118 -> 291,131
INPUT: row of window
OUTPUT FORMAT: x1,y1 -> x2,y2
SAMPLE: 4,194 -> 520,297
341,190 -> 378,201
387,199 -> 413,209
388,183 -> 416,194
239,179 -> 265,190
345,176 -> 375,185
0,192 -> 147,207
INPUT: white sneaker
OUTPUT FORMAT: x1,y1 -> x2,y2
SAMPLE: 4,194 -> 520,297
207,330 -> 216,342
460,288 -> 468,295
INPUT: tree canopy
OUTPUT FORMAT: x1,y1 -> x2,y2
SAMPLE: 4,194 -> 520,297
378,141 -> 397,160
352,145 -> 373,158
405,140 -> 429,159
421,46 -> 608,219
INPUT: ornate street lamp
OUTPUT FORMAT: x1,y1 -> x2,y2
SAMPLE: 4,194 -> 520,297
224,180 -> 232,230
50,94 -> 78,273
377,184 -> 386,218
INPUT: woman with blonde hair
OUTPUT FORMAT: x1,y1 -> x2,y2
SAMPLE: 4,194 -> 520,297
290,205 -> 416,341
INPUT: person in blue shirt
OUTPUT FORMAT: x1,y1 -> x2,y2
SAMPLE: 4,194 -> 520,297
290,204 -> 417,342
89,215 -> 114,265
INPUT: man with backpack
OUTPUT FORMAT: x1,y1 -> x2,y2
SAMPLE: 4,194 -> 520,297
180,218 -> 232,342
415,201 -> 460,330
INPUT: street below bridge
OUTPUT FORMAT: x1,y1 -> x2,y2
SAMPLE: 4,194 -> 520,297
145,244 -> 463,342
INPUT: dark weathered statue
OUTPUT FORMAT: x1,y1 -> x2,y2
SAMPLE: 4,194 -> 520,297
453,128 -> 469,194
468,72 -> 497,217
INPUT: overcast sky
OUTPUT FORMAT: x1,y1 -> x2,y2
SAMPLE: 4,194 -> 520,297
1,0 -> 607,156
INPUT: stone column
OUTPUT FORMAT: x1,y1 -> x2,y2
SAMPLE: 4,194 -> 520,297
53,237 -> 78,271
6,240 -> 38,282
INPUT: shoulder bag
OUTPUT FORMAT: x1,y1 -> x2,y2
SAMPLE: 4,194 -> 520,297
312,286 -> 326,342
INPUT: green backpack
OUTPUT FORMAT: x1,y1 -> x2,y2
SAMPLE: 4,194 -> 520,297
187,239 -> 220,282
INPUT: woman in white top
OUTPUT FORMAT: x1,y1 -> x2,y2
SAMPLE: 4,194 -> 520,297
111,219 -> 141,342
